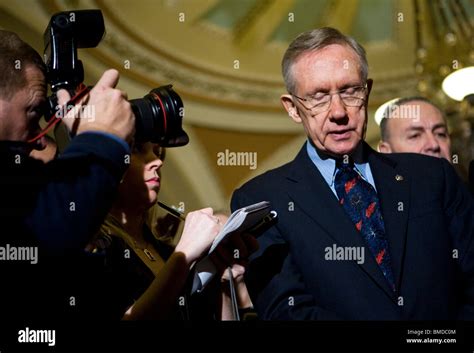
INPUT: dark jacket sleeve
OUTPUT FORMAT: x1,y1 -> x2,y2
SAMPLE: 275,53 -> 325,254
231,186 -> 342,320
440,159 -> 474,319
24,132 -> 130,255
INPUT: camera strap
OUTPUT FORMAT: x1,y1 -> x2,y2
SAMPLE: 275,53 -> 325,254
28,83 -> 90,144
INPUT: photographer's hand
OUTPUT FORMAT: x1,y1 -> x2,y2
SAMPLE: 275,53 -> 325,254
57,69 -> 135,143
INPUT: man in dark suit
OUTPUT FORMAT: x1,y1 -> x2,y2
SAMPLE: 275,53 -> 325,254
231,27 -> 474,320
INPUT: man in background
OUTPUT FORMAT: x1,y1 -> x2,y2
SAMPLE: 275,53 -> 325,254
378,96 -> 452,162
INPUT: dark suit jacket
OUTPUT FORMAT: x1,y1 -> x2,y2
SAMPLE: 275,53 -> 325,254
0,133 -> 129,320
231,142 -> 474,320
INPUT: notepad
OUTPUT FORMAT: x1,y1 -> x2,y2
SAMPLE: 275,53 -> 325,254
191,201 -> 276,294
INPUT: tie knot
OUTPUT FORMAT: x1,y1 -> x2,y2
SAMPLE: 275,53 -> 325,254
336,157 -> 354,172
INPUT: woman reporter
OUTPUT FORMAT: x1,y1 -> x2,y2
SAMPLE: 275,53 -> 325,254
85,142 -> 255,320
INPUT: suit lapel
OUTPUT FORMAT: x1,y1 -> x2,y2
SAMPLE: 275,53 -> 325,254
285,146 -> 367,250
285,144 -> 404,301
368,145 -> 410,293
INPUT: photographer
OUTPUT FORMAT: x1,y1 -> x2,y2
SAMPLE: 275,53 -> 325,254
0,30 -> 134,319
0,29 -> 258,323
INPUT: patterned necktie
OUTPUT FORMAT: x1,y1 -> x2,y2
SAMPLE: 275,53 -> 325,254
334,159 -> 396,292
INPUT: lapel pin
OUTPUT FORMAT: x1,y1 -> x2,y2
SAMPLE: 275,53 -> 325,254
395,174 -> 404,181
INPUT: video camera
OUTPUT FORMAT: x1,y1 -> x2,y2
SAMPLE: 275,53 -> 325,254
43,9 -> 189,147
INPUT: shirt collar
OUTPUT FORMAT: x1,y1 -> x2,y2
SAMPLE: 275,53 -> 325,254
306,140 -> 370,188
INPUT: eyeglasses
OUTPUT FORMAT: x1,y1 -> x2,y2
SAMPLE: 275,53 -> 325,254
291,84 -> 368,114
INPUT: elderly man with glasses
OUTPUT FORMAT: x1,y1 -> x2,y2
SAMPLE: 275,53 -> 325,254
231,27 -> 474,320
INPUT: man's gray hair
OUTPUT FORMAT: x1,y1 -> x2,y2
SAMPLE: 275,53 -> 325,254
282,27 -> 368,94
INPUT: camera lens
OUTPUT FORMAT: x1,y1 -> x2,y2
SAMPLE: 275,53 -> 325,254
129,85 -> 189,147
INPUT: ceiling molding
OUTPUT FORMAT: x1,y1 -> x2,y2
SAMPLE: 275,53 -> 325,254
33,0 -> 426,114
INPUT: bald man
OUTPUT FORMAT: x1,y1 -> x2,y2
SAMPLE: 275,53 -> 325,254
378,97 -> 452,162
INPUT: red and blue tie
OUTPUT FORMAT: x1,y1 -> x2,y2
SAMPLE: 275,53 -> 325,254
334,159 -> 396,292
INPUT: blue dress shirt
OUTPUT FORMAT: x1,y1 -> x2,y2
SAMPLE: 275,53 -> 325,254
306,140 -> 377,199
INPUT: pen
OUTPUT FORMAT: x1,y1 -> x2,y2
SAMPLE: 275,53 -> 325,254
157,201 -> 186,221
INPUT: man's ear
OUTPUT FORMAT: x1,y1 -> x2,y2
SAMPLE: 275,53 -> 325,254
281,94 -> 302,123
378,140 -> 392,153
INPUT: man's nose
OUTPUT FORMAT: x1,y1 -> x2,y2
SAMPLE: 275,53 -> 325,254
424,133 -> 441,153
328,94 -> 347,121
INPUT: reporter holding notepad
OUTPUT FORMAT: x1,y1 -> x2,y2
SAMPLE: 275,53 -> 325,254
81,142 -> 257,320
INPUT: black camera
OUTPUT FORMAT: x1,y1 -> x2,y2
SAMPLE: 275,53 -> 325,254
43,9 -> 189,147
